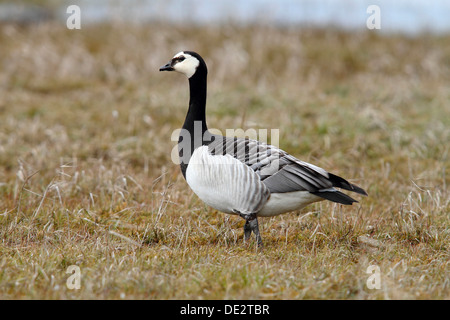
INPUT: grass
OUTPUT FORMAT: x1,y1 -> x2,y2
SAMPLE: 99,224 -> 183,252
0,21 -> 449,299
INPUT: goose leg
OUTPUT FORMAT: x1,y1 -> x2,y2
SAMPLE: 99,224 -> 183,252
239,213 -> 263,248
243,220 -> 252,242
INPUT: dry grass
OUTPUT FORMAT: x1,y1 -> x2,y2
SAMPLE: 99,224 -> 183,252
0,22 -> 449,299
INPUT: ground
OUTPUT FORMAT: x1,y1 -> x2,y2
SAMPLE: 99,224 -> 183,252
0,22 -> 448,299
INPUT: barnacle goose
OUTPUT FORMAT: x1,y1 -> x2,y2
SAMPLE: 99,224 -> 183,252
160,51 -> 367,247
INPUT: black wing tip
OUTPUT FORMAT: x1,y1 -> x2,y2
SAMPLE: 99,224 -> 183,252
328,173 -> 368,196
349,183 -> 368,196
311,190 -> 358,205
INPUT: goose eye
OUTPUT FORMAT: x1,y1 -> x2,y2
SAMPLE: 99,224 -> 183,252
175,56 -> 185,62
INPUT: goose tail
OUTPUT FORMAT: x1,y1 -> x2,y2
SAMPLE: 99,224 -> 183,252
328,173 -> 368,196
311,173 -> 367,205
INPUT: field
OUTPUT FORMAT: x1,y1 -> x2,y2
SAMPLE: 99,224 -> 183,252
0,21 -> 449,299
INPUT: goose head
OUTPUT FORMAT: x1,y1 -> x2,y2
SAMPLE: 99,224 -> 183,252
159,51 -> 206,78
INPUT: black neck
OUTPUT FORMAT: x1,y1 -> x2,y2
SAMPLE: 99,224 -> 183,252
179,65 -> 211,178
182,70 -> 208,134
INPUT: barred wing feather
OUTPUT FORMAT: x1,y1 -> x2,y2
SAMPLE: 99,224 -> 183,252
207,135 -> 367,202
186,146 -> 270,215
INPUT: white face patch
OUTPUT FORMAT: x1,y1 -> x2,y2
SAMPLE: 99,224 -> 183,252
172,52 -> 200,78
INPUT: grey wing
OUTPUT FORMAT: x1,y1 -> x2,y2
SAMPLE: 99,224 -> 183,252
207,135 -> 367,204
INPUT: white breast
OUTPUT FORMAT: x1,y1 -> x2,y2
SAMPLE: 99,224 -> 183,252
186,146 -> 270,215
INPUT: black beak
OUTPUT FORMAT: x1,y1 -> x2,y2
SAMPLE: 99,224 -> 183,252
159,61 -> 174,72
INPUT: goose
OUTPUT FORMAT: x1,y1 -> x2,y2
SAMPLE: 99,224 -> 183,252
160,51 -> 367,247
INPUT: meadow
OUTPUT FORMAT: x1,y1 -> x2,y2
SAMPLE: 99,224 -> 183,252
0,21 -> 449,299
